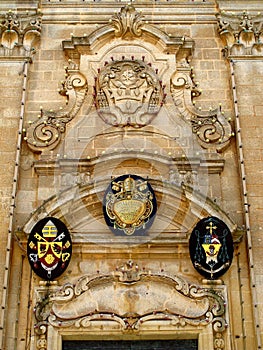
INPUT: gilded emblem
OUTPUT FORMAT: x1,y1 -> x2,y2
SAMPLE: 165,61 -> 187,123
103,175 -> 157,236
27,217 -> 72,280
189,216 -> 233,279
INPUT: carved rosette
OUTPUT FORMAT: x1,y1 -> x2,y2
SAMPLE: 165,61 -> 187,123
216,11 -> 263,57
0,10 -> 41,57
171,68 -> 233,151
94,59 -> 165,127
25,64 -> 88,152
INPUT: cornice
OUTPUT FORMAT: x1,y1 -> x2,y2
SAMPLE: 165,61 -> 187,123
38,2 -> 217,24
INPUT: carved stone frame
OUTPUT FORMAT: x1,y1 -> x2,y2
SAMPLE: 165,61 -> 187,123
32,263 -> 231,350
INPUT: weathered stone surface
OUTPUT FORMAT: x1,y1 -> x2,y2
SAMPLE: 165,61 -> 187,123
0,1 -> 262,350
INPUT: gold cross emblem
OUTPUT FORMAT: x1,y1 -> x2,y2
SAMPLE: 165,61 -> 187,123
206,221 -> 217,234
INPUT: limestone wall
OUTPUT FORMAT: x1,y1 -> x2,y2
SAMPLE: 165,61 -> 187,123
0,1 -> 262,350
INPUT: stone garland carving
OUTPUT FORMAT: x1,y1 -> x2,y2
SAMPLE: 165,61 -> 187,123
25,62 -> 88,152
171,67 -> 233,151
216,11 -> 263,57
94,59 -> 165,127
0,10 -> 41,58
34,261 -> 227,350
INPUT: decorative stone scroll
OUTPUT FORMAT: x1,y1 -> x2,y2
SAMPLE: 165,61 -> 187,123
25,62 -> 88,152
33,261 -> 227,349
216,11 -> 263,57
0,10 -> 41,59
94,59 -> 165,127
171,68 -> 233,151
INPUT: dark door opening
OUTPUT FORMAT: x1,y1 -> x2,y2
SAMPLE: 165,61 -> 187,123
62,339 -> 198,350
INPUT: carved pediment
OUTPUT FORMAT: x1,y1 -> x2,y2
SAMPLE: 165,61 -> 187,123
34,262 -> 227,346
22,176 -> 237,246
25,62 -> 88,152
62,5 -> 194,59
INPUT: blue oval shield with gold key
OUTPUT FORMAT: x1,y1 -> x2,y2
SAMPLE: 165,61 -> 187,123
27,217 -> 72,280
103,175 -> 157,236
189,216 -> 233,280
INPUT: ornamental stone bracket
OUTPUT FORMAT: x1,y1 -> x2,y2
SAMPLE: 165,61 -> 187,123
216,10 -> 263,58
33,261 -> 228,350
171,67 -> 233,152
25,61 -> 88,153
0,9 -> 41,60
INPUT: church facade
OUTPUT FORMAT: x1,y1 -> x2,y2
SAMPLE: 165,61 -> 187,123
0,1 -> 262,349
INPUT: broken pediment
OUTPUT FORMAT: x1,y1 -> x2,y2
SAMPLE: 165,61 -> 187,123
62,4 -> 194,60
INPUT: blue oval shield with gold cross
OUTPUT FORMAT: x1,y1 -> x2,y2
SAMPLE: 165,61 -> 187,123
27,217 -> 72,280
103,175 -> 157,236
189,216 -> 233,280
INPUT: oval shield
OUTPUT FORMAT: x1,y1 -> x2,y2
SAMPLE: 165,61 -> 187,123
189,216 -> 233,280
27,217 -> 72,280
103,175 -> 157,236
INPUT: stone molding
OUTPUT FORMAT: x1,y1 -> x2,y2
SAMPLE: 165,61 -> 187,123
0,9 -> 41,60
33,262 -> 228,350
216,10 -> 263,58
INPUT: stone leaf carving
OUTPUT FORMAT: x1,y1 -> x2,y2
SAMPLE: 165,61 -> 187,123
110,4 -> 143,38
216,11 -> 263,57
44,261 -> 227,333
94,59 -> 165,127
0,10 -> 41,56
26,63 -> 88,152
171,68 -> 233,151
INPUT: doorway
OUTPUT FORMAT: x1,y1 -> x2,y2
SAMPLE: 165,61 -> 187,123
62,339 -> 198,350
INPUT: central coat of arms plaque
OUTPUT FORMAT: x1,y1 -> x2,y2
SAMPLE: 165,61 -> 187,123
103,175 -> 157,236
